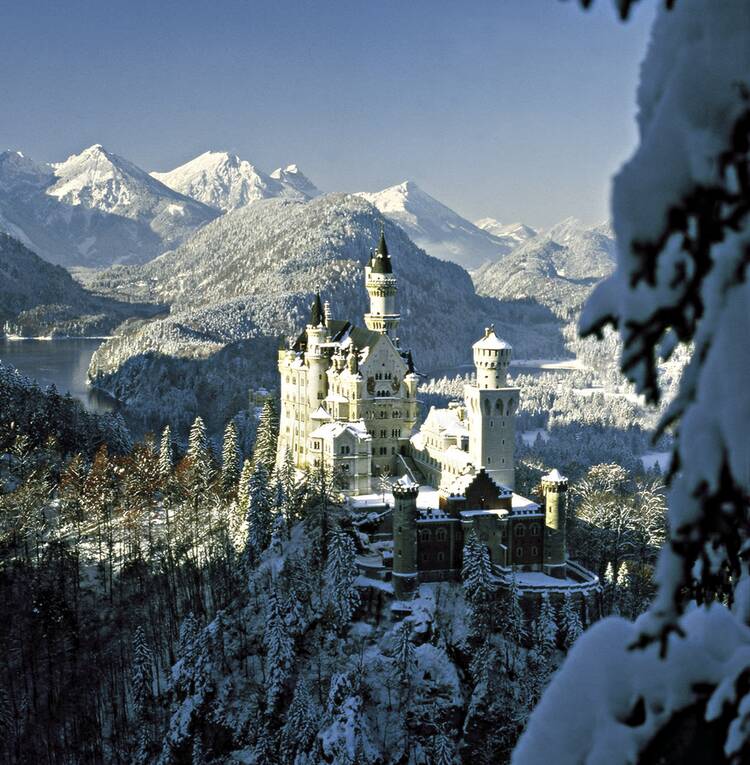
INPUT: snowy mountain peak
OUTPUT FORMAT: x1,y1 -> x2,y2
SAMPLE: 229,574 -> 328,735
48,144 -> 193,216
475,217 -> 537,245
269,164 -> 321,199
357,181 -> 517,271
152,152 -> 319,211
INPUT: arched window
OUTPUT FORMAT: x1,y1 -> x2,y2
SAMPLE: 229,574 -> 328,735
436,528 -> 447,542
437,551 -> 445,563
516,547 -> 523,559
516,526 -> 525,537
530,524 -> 539,536
419,529 -> 431,542
483,399 -> 490,416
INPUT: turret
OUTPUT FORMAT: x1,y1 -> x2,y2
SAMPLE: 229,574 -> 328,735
472,325 -> 511,389
542,469 -> 568,578
392,477 -> 419,600
364,228 -> 400,337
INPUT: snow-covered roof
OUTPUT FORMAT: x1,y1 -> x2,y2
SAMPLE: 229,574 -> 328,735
309,419 -> 371,441
324,392 -> 349,404
510,494 -> 542,515
542,468 -> 568,483
472,326 -> 512,351
310,406 -> 331,421
422,406 -> 469,439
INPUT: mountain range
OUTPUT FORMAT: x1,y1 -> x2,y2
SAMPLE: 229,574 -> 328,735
0,146 -> 217,268
0,146 -> 320,269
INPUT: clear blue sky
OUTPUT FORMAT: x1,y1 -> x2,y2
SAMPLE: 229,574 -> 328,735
0,0 -> 654,229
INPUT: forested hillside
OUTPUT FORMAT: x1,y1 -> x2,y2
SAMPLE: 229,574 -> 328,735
0,233 -> 163,337
0,380 -> 665,764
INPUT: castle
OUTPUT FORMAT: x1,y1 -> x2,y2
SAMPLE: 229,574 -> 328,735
277,230 -> 597,600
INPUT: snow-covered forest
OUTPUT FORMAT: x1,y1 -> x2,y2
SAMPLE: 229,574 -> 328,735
0,377 -> 658,763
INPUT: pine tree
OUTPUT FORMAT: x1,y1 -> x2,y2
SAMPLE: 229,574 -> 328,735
131,625 -> 153,721
281,679 -> 319,762
432,731 -> 456,765
221,420 -> 241,493
254,398 -> 279,472
603,561 -> 616,615
237,459 -> 253,512
324,527 -> 360,631
462,529 -> 496,638
393,621 -> 416,705
265,585 -> 295,709
500,574 -> 525,672
159,425 -> 173,478
276,447 -> 298,527
535,593 -> 558,659
245,462 -> 271,566
187,416 -> 214,491
561,593 -> 583,650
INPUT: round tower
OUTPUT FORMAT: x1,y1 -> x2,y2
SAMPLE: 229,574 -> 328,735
542,468 -> 568,579
472,325 -> 511,389
364,228 -> 400,337
465,327 -> 518,489
392,477 -> 420,600
306,292 -> 329,414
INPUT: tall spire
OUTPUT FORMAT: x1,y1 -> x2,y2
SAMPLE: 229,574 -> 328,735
371,225 -> 392,274
310,292 -> 324,326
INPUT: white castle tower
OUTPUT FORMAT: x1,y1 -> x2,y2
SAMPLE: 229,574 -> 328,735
364,227 -> 400,337
464,326 -> 519,489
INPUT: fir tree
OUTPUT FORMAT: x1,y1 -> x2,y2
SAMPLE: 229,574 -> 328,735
432,731 -> 456,765
159,425 -> 173,478
393,621 -> 416,705
462,529 -> 496,639
254,398 -> 279,472
187,416 -> 214,491
500,574 -> 525,672
237,458 -> 253,512
221,420 -> 241,493
535,593 -> 558,659
131,625 -> 153,721
281,679 -> 319,762
265,584 -> 295,709
245,462 -> 272,566
324,527 -> 360,631
561,593 -> 583,650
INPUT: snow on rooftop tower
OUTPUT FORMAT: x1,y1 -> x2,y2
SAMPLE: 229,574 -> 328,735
473,325 -> 512,389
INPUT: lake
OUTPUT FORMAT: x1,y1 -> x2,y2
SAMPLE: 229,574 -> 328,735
0,338 -> 118,414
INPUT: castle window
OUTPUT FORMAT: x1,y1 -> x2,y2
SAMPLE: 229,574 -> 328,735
437,551 -> 445,563
436,528 -> 447,542
487,457 -> 491,464
419,529 -> 430,542
516,547 -> 523,559
531,546 -> 538,556
380,429 -> 387,438
379,447 -> 387,455
516,526 -> 525,537
530,524 -> 539,536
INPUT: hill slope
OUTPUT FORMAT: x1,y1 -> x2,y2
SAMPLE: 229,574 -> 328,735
0,233 -> 161,336
473,220 -> 616,321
